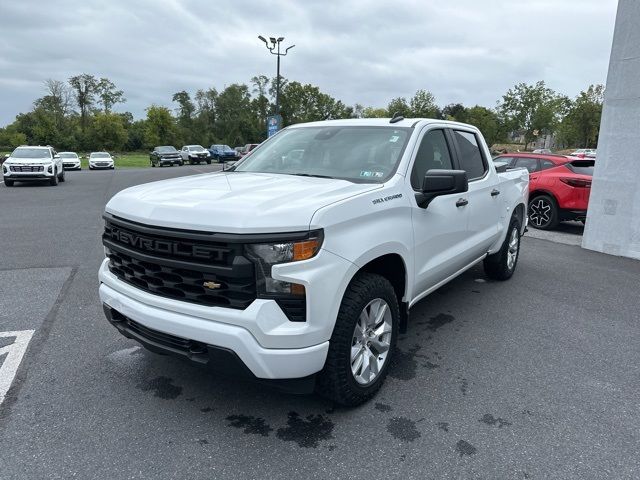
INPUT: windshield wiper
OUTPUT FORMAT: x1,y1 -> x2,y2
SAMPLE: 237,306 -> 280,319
289,173 -> 335,179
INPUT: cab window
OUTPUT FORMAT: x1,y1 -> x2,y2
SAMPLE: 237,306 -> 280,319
452,130 -> 487,180
410,129 -> 453,189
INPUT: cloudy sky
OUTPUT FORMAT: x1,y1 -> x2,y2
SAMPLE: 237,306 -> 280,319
0,0 -> 619,126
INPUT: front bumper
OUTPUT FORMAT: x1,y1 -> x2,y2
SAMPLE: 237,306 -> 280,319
63,161 -> 81,169
3,165 -> 55,180
90,161 -> 114,169
98,246 -> 356,379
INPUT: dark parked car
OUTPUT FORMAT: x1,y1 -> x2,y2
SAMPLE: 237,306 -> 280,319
150,146 -> 183,167
208,144 -> 238,162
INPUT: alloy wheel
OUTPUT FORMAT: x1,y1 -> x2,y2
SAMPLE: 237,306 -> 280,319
350,298 -> 393,386
529,198 -> 552,227
507,227 -> 519,270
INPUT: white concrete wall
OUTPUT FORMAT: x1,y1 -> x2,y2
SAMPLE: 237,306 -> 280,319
582,0 -> 640,260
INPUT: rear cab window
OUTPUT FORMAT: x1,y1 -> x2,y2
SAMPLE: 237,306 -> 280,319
452,130 -> 487,180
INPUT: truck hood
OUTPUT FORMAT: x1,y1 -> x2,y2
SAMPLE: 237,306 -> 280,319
106,171 -> 381,233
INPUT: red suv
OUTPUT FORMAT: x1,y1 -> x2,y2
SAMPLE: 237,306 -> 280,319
494,153 -> 594,230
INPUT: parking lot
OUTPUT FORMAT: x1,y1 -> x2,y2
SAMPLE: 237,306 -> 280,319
0,166 -> 639,479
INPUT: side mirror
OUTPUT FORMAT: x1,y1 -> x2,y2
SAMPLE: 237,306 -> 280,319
415,169 -> 468,208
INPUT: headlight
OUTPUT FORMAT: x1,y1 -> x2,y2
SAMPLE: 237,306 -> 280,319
245,231 -> 323,295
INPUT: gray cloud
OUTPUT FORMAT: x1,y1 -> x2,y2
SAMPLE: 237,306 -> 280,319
0,0 -> 617,125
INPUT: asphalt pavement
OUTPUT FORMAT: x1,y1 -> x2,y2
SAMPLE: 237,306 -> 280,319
0,165 -> 639,479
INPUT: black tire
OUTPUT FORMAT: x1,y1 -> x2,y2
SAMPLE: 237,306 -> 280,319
4,179 -> 14,187
316,273 -> 399,406
89,166 -> 94,170
528,194 -> 558,230
49,169 -> 58,186
59,169 -> 65,182
484,216 -> 521,281
151,160 -> 155,167
206,159 -> 211,165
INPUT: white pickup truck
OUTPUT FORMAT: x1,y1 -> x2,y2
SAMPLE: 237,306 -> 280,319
98,118 -> 528,406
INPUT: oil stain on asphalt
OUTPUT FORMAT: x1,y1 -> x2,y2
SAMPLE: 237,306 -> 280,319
455,439 -> 477,457
388,344 -> 421,380
276,411 -> 335,448
480,414 -> 512,428
386,417 -> 421,442
375,402 -> 392,412
137,376 -> 183,399
226,414 -> 273,437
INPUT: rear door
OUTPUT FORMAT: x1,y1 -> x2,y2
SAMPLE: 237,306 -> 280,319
449,129 -> 502,258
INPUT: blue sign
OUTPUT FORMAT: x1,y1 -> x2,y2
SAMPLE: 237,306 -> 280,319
267,114 -> 282,137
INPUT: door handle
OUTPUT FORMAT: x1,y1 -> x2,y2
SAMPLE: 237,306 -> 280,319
491,189 -> 501,197
456,198 -> 469,207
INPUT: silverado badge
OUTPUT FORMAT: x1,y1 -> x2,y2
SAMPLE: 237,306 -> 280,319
203,281 -> 222,290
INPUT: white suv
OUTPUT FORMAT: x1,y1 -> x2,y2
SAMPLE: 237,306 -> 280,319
2,146 -> 65,186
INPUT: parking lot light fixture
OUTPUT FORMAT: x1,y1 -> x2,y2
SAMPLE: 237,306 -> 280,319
257,35 -> 294,116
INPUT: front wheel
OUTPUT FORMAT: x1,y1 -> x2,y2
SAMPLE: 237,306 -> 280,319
484,217 -> 521,281
49,169 -> 58,186
4,179 -> 14,187
59,169 -> 65,182
206,159 -> 211,165
316,273 -> 398,406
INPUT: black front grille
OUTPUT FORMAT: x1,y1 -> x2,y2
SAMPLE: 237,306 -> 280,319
103,216 -> 256,309
10,165 -> 43,172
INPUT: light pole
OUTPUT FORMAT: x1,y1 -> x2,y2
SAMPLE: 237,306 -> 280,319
258,35 -> 294,116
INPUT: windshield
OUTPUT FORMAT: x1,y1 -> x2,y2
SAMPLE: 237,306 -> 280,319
11,148 -> 51,159
234,126 -> 411,183
157,146 -> 177,153
59,153 -> 78,158
188,145 -> 205,151
90,152 -> 110,158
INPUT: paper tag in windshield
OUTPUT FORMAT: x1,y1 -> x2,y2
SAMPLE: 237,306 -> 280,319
389,135 -> 400,143
360,171 -> 384,178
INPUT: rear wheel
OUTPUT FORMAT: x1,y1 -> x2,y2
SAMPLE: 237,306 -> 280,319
316,273 -> 398,406
484,217 -> 521,280
528,194 -> 558,230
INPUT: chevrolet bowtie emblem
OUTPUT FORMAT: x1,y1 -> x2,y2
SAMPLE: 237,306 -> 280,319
203,281 -> 222,290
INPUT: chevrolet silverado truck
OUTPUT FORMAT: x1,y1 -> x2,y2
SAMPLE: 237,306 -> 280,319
98,118 -> 528,406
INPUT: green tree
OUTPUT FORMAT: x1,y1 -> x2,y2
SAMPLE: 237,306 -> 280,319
68,74 -> 98,131
442,103 -> 468,122
557,84 -> 604,148
499,81 -> 566,149
144,105 -> 178,148
466,106 -> 501,146
409,89 -> 439,118
387,97 -> 410,117
194,88 -> 218,146
214,84 -> 255,146
89,112 -> 127,150
96,78 -> 126,113
279,81 -> 350,125
362,107 -> 388,118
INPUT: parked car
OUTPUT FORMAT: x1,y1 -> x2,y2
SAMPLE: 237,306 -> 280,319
494,152 -> 593,229
569,148 -> 596,159
208,144 -> 238,162
532,148 -> 552,154
89,152 -> 115,170
99,118 -> 529,406
59,152 -> 81,170
150,146 -> 182,167
180,145 -> 211,165
239,143 -> 261,158
2,145 -> 65,186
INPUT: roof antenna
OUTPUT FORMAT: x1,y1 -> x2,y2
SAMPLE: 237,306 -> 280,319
389,112 -> 404,124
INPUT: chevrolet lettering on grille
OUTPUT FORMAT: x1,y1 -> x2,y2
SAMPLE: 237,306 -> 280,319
108,226 -> 225,261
